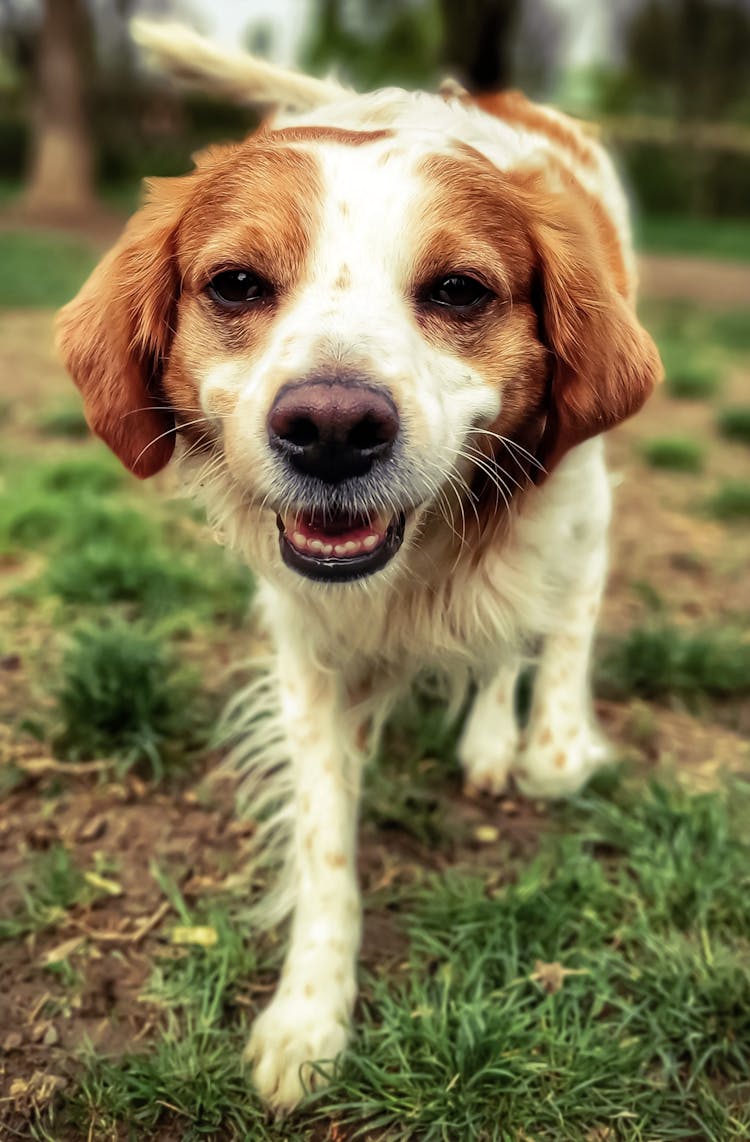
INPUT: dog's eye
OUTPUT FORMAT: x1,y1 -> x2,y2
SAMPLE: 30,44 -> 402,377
206,270 -> 272,307
425,275 -> 492,310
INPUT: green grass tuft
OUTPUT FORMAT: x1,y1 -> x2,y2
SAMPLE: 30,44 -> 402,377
717,406 -> 750,446
52,619 -> 210,778
641,435 -> 704,472
597,624 -> 750,702
706,480 -> 750,522
0,845 -> 91,939
37,455 -> 123,495
665,365 -> 720,400
46,541 -> 205,614
38,400 -> 90,439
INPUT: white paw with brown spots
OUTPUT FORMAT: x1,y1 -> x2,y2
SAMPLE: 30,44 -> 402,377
245,989 -> 351,1111
513,727 -> 610,800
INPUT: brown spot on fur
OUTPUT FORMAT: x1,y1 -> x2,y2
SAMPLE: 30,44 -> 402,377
554,751 -> 567,769
539,727 -> 552,746
333,265 -> 352,290
355,720 -> 369,752
474,90 -> 598,171
325,852 -> 347,869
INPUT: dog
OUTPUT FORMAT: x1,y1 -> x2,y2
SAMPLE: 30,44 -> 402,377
57,22 -> 662,1111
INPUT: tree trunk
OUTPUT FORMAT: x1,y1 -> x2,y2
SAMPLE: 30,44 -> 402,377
22,0 -> 95,220
440,0 -> 521,92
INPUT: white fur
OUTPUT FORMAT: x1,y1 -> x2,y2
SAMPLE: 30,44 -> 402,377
138,27 -> 637,1112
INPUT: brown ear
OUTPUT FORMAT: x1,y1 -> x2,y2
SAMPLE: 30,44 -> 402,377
531,192 -> 663,475
56,184 -> 184,477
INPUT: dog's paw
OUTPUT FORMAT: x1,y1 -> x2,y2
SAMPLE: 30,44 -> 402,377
458,718 -> 518,798
245,992 -> 350,1112
513,727 -> 610,800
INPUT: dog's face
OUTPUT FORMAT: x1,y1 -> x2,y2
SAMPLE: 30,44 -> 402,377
58,110 -> 661,587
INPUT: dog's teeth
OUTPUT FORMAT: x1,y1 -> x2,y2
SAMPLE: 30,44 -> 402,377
362,534 -> 379,550
292,531 -> 306,548
309,539 -> 324,553
321,543 -> 334,555
334,543 -> 348,556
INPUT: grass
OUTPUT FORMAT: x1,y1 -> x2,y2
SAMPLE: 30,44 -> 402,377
643,302 -> 750,403
641,436 -> 704,472
706,480 -> 750,522
718,406 -> 750,446
635,214 -> 750,262
597,624 -> 750,703
51,780 -> 750,1141
38,400 -> 89,439
0,229 -> 99,308
52,619 -> 210,779
0,453 -> 252,619
665,365 -> 720,399
0,845 -> 95,939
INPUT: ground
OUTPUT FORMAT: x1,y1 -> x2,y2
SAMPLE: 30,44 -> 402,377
0,222 -> 749,1141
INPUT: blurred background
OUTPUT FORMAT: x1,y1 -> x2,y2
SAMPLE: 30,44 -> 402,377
1,0 -> 750,233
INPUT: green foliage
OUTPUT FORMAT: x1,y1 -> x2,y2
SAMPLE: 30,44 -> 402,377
706,480 -> 750,521
0,844 -> 91,939
52,619 -> 209,779
666,364 -> 720,400
640,435 -> 704,471
46,541 -> 203,615
0,456 -> 252,619
635,214 -> 750,261
37,455 -> 123,495
38,400 -> 89,439
0,230 -> 98,308
597,624 -> 750,702
302,0 -> 443,89
717,406 -> 750,445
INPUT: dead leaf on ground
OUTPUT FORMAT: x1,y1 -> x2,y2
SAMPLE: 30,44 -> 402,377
529,959 -> 589,994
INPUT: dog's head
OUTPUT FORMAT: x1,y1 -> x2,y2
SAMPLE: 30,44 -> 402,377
58,92 -> 661,586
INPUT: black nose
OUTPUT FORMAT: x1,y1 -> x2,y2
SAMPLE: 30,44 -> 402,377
267,379 -> 400,483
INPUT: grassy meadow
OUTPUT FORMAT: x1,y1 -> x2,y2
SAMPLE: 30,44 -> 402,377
0,223 -> 749,1141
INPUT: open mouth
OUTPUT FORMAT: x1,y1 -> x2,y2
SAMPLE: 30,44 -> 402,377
276,508 -> 406,582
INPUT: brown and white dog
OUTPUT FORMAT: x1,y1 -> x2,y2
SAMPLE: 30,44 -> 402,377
57,23 -> 661,1111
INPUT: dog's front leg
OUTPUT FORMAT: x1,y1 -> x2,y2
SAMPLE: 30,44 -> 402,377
246,646 -> 364,1111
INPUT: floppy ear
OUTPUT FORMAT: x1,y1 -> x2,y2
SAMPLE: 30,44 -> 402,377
531,193 -> 663,475
56,184 -> 183,478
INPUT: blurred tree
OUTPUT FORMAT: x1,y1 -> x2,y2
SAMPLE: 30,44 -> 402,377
22,0 -> 95,219
625,0 -> 750,121
439,0 -> 520,90
303,0 -> 442,89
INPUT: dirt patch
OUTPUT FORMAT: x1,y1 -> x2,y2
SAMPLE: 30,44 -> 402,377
639,253 -> 750,308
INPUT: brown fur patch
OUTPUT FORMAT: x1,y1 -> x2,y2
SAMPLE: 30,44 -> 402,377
474,90 -> 598,171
